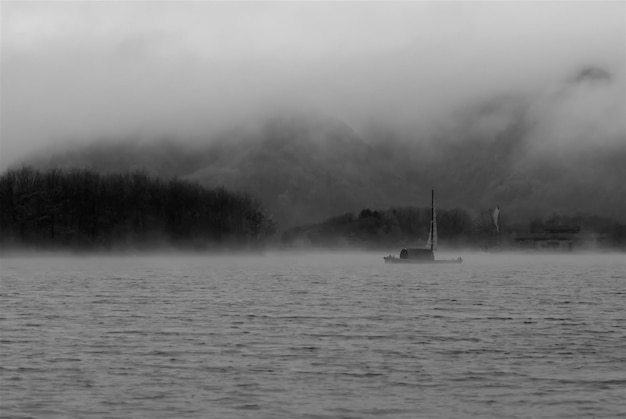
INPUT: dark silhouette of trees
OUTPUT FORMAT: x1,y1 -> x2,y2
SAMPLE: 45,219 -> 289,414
282,206 -> 481,247
438,208 -> 473,240
473,208 -> 496,236
0,167 -> 275,249
281,203 -> 626,249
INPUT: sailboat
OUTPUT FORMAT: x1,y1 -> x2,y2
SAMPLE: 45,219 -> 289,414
383,190 -> 463,264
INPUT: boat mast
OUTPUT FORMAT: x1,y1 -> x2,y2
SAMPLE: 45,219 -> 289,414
430,189 -> 434,252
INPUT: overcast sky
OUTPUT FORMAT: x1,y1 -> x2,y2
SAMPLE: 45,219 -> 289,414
1,1 -> 624,168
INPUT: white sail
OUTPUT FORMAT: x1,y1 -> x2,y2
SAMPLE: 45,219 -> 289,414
426,199 -> 438,250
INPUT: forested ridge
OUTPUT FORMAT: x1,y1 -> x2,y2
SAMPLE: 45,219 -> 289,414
22,112 -> 626,230
9,64 -> 626,231
282,207 -> 626,250
2,166 -> 624,252
0,167 -> 276,250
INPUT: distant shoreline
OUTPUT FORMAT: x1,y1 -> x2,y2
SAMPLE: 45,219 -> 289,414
2,244 -> 624,258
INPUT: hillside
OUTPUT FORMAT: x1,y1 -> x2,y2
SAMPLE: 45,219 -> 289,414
20,67 -> 626,229
21,114 -> 625,230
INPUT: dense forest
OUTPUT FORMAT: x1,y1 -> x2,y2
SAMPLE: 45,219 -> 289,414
282,206 -> 626,250
2,167 -> 624,252
0,167 -> 276,250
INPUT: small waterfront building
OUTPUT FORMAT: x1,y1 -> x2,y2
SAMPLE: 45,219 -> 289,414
513,225 -> 598,250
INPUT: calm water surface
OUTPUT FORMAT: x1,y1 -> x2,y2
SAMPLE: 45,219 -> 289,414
1,252 -> 625,418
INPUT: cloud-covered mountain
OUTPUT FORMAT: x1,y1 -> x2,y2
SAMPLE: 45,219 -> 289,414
19,66 -> 626,229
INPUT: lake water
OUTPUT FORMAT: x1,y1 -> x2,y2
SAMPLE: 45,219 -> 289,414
1,251 -> 624,418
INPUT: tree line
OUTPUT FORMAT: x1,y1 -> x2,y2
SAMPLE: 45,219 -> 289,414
282,207 -> 481,248
282,206 -> 626,249
0,167 -> 276,250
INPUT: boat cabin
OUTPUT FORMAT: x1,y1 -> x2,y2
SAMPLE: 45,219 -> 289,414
400,248 -> 434,261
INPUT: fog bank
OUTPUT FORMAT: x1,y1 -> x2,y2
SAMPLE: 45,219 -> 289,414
1,2 -> 624,168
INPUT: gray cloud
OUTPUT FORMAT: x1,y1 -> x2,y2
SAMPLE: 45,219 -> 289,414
1,1 -> 624,168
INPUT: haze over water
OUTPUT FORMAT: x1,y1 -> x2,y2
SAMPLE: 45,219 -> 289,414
1,252 -> 624,418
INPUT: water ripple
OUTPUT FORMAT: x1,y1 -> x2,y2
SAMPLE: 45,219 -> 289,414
1,252 -> 624,418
